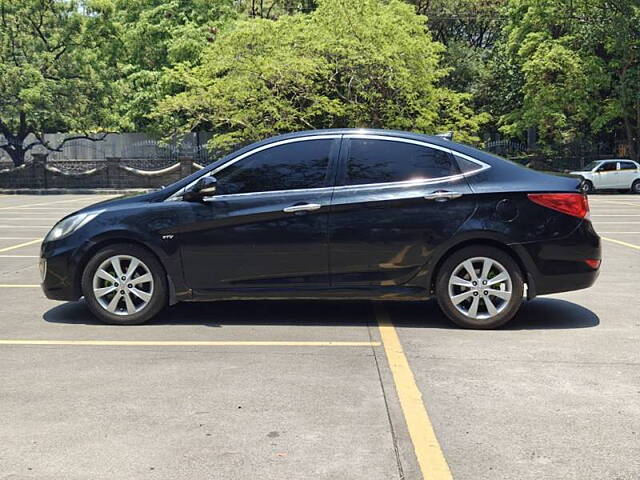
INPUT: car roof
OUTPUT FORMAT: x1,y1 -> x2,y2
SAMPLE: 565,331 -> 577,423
263,128 -> 455,148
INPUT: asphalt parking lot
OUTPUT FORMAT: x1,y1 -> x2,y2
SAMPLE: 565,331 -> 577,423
0,194 -> 638,480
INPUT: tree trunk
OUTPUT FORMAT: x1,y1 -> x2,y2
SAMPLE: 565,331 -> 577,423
0,139 -> 27,167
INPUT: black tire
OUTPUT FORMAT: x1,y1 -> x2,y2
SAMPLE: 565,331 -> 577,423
435,246 -> 524,329
632,179 -> 640,194
581,180 -> 595,194
81,243 -> 168,325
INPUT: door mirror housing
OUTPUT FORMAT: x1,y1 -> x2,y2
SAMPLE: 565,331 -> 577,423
183,176 -> 218,202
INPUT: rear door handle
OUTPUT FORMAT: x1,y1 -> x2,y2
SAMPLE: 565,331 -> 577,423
423,191 -> 463,202
283,203 -> 322,213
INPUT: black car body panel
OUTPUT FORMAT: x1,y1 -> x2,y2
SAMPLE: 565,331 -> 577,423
41,129 -> 600,306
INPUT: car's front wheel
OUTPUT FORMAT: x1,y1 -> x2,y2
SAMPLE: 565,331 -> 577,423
581,180 -> 595,194
81,243 -> 168,325
436,246 -> 524,329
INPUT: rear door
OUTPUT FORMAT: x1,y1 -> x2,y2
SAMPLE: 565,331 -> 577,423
618,161 -> 639,188
328,135 -> 477,288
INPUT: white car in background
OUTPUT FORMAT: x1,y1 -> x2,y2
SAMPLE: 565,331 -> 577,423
570,159 -> 640,194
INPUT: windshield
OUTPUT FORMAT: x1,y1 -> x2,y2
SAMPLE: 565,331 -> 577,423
582,161 -> 602,171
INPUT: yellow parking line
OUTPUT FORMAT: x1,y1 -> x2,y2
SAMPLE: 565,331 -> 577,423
602,236 -> 640,251
375,304 -> 453,480
0,339 -> 381,347
0,197 -> 106,211
0,239 -> 41,253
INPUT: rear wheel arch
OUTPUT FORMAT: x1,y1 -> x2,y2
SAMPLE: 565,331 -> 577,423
429,238 -> 533,297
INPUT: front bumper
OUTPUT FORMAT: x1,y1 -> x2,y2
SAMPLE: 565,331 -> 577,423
40,235 -> 92,301
511,220 -> 601,297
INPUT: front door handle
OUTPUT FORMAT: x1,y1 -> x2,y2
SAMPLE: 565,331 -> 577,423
283,203 -> 322,213
423,191 -> 463,202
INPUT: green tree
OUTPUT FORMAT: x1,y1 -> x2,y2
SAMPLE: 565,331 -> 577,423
155,0 -> 489,153
0,0 -> 119,166
111,0 -> 239,131
498,0 -> 640,159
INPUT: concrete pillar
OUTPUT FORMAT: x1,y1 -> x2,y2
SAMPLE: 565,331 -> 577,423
32,153 -> 47,189
179,156 -> 193,178
106,156 -> 121,188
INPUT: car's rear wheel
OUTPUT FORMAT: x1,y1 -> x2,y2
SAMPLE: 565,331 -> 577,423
581,180 -> 595,194
632,179 -> 640,194
81,243 -> 167,325
436,246 -> 524,329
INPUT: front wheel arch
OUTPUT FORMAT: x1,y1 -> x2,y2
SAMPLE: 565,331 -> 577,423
76,237 -> 178,305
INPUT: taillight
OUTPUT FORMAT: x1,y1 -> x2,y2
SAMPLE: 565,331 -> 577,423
527,193 -> 590,219
584,259 -> 601,269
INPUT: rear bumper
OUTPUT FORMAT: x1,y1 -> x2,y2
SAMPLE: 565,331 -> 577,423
511,220 -> 601,297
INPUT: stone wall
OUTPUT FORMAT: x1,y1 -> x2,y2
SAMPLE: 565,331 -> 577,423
0,154 -> 204,190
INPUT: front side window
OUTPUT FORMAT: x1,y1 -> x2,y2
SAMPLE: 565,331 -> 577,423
342,139 -> 459,186
214,139 -> 332,195
598,162 -> 617,172
583,161 -> 602,171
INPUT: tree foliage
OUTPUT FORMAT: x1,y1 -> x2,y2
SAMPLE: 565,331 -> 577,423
155,0 -> 489,152
111,0 -> 239,131
498,0 -> 640,158
0,0 -> 118,166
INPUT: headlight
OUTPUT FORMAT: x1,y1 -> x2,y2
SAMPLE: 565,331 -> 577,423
45,210 -> 104,242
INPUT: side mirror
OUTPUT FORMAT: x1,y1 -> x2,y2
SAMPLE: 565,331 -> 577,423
183,176 -> 217,202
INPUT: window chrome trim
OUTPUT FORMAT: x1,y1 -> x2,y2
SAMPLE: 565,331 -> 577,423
167,132 -> 491,201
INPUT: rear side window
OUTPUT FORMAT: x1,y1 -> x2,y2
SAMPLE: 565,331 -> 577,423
215,139 -> 332,195
620,161 -> 637,170
342,139 -> 459,186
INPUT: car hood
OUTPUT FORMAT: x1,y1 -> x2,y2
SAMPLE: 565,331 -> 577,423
69,190 -> 165,218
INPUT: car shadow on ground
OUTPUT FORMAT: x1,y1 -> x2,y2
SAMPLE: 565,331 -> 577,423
43,297 -> 599,330
386,297 -> 600,330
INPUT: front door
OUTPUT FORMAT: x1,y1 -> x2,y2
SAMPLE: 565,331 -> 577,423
174,137 -> 340,294
595,161 -> 618,188
328,136 -> 476,288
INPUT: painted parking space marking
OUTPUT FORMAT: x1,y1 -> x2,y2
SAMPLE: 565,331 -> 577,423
0,225 -> 52,228
375,304 -> 453,480
593,200 -> 640,207
0,255 -> 39,258
0,217 -> 59,221
0,339 -> 381,347
0,197 -> 114,211
602,236 -> 640,251
0,285 -> 40,288
0,239 -> 41,253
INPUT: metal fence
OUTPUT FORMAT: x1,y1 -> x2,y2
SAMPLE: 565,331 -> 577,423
0,132 -> 219,169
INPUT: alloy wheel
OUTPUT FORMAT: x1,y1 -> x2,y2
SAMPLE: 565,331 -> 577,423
92,254 -> 154,316
447,256 -> 513,320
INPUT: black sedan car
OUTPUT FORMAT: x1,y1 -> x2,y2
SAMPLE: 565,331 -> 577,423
40,129 -> 601,329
